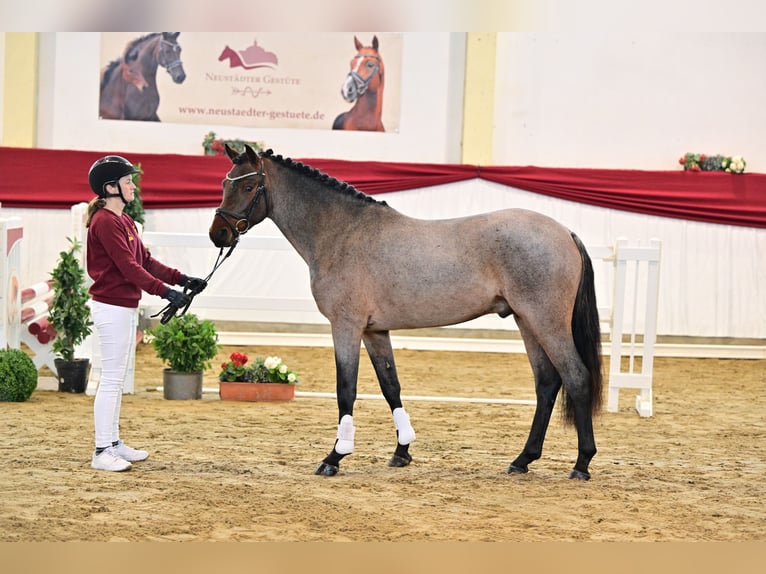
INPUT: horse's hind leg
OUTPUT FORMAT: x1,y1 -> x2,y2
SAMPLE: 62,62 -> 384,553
362,330 -> 416,467
508,320 -> 562,475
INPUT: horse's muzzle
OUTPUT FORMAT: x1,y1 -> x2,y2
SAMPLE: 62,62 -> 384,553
209,225 -> 234,248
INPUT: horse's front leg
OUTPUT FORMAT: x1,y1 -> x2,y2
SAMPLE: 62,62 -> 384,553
314,326 -> 363,477
362,330 -> 416,468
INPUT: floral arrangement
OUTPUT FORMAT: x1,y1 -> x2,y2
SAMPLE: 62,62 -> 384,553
203,131 -> 264,156
218,352 -> 299,384
679,153 -> 746,173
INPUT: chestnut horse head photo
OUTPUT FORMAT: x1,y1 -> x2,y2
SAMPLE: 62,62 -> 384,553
332,35 -> 385,132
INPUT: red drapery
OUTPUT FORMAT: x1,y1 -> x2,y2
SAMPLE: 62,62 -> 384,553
1,146 -> 764,228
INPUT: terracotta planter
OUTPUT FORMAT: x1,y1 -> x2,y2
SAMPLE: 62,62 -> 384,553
219,381 -> 295,402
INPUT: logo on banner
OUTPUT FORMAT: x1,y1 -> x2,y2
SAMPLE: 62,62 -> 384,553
218,39 -> 278,70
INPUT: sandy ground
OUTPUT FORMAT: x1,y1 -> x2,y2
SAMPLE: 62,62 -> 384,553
1,342 -> 764,542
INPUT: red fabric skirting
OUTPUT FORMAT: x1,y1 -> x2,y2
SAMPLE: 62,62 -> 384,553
1,146 -> 764,228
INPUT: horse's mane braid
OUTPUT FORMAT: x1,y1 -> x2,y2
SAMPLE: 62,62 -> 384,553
261,148 -> 386,206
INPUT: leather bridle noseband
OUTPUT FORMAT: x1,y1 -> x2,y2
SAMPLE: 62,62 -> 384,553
347,54 -> 382,98
158,38 -> 184,76
213,168 -> 268,244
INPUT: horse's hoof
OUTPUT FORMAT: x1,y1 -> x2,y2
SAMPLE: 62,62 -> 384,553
314,462 -> 339,476
507,464 -> 528,475
388,453 -> 412,467
568,469 -> 591,481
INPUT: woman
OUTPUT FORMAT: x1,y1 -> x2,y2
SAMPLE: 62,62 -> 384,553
86,155 -> 207,472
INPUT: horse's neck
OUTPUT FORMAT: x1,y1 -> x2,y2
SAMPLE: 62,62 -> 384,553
265,161 -> 377,261
139,41 -> 161,84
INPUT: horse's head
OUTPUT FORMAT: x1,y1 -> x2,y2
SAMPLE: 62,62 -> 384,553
209,144 -> 269,248
340,35 -> 384,103
158,32 -> 186,83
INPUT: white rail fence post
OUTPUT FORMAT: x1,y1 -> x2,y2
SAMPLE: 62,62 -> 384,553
0,216 -> 24,350
606,237 -> 662,417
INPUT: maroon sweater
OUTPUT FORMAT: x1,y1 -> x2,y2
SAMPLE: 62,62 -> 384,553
87,208 -> 182,308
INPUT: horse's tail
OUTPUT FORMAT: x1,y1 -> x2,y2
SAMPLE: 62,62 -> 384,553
562,232 -> 604,425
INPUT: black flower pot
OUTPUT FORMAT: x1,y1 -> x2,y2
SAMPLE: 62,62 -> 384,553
55,358 -> 91,394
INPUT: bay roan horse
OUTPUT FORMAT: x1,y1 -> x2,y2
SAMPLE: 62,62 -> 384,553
332,36 -> 385,131
209,145 -> 604,480
99,32 -> 186,121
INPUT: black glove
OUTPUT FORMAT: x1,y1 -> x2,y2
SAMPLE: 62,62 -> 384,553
163,287 -> 190,308
180,274 -> 208,294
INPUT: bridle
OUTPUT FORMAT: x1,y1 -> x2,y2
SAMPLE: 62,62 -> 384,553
152,166 -> 267,324
347,53 -> 382,98
158,38 -> 184,76
213,168 -> 269,243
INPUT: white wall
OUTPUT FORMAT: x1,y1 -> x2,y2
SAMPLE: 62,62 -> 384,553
36,32 -> 466,163
494,33 -> 766,171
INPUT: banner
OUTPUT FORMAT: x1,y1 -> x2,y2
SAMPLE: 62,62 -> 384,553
98,32 -> 402,132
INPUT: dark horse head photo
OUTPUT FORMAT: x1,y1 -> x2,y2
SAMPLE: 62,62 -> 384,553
99,32 -> 186,122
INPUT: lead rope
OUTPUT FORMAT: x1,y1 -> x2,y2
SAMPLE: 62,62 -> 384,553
152,241 -> 238,324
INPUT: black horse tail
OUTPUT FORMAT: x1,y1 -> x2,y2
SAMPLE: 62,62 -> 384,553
562,232 -> 604,425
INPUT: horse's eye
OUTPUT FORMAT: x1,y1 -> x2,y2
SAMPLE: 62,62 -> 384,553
366,61 -> 375,68
244,185 -> 253,193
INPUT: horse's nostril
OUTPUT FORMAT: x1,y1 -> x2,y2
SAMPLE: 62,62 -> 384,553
209,227 -> 228,247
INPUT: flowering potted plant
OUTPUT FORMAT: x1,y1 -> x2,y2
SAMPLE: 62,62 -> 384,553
218,351 -> 298,401
678,153 -> 746,173
203,132 -> 264,156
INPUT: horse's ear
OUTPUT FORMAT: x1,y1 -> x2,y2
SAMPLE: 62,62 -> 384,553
372,36 -> 379,51
165,32 -> 180,40
354,36 -> 363,51
244,145 -> 259,164
224,144 -> 239,161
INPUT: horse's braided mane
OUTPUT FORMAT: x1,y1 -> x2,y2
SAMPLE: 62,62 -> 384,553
256,148 -> 387,206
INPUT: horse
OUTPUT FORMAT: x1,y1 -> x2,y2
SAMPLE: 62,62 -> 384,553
99,32 -> 186,121
332,36 -> 385,131
209,145 -> 604,480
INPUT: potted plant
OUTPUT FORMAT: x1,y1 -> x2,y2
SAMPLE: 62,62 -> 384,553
0,348 -> 38,402
218,351 -> 299,402
48,237 -> 93,393
202,131 -> 264,156
149,313 -> 219,400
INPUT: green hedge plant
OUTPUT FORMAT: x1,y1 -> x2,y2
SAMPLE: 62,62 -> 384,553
149,313 -> 219,373
0,349 -> 38,401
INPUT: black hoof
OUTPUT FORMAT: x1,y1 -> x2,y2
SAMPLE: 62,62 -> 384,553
388,453 -> 412,467
314,462 -> 339,476
507,464 -> 528,475
568,469 -> 591,481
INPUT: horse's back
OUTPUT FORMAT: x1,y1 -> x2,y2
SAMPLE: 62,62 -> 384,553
311,206 -> 582,331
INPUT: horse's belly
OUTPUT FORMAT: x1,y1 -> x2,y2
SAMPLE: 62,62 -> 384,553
368,292 -> 509,331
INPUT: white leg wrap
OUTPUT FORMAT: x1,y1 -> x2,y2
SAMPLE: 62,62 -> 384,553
393,407 -> 416,445
335,414 -> 355,455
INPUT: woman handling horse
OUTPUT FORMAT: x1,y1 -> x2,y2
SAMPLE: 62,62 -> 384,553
210,145 -> 603,480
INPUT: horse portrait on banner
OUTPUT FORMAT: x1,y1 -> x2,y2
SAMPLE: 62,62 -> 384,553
99,32 -> 186,122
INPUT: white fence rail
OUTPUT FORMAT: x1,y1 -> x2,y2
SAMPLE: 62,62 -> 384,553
139,229 -> 662,417
2,207 -> 662,416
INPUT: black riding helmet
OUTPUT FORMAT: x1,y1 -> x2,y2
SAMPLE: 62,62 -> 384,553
88,155 -> 140,202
